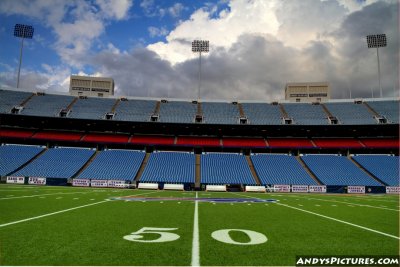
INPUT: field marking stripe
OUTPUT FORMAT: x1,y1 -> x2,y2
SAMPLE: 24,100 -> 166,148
0,191 -> 158,228
276,203 -> 400,240
0,191 -> 90,200
191,192 -> 200,266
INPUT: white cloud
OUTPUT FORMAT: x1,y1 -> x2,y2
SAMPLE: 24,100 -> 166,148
148,26 -> 169,38
95,0 -> 132,20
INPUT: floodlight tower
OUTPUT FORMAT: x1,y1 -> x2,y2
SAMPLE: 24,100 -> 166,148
192,40 -> 209,100
366,34 -> 387,98
14,24 -> 34,88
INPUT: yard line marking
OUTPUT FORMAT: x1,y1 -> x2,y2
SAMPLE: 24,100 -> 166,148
0,191 -> 158,229
0,191 -> 90,200
191,192 -> 200,267
277,203 -> 400,240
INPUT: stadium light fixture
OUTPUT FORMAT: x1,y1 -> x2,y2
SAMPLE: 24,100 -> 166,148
14,24 -> 34,88
366,34 -> 387,98
192,40 -> 209,100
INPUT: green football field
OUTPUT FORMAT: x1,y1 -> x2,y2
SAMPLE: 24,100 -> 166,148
0,184 -> 399,266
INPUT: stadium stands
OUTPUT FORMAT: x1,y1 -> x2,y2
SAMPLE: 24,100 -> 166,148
69,97 -> 116,120
0,89 -> 32,113
201,153 -> 255,184
159,101 -> 197,123
140,151 -> 195,183
0,144 -> 44,176
282,103 -> 328,125
352,155 -> 399,186
251,154 -> 317,185
241,103 -> 282,125
367,100 -> 399,124
13,147 -> 95,178
77,149 -> 145,180
114,99 -> 157,122
202,102 -> 240,124
301,155 -> 382,186
324,102 -> 376,124
20,94 -> 74,117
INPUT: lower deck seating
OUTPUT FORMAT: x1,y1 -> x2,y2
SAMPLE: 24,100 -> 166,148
0,144 -> 44,176
251,154 -> 317,185
352,155 -> 399,186
140,151 -> 195,183
301,155 -> 382,186
78,149 -> 145,180
13,147 -> 95,178
201,153 -> 255,185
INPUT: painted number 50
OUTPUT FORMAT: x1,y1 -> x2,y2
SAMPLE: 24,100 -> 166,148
123,227 -> 180,243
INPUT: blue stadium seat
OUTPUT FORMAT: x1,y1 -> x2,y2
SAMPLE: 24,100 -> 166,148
251,154 -> 317,185
114,99 -> 156,122
201,153 -> 255,184
69,97 -> 116,120
301,155 -> 382,186
324,102 -> 377,125
140,152 -> 195,183
282,103 -> 328,125
352,155 -> 399,186
158,101 -> 197,123
241,103 -> 282,125
14,147 -> 95,178
21,94 -> 74,117
202,102 -> 240,124
78,149 -> 145,180
0,144 -> 44,176
0,90 -> 32,113
366,101 -> 399,124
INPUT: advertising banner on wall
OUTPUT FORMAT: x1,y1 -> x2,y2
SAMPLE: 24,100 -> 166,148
291,185 -> 309,193
28,177 -> 46,185
347,186 -> 365,194
386,186 -> 400,194
90,180 -> 108,187
107,180 -> 129,188
6,176 -> 25,184
72,179 -> 90,187
309,185 -> 327,193
273,184 -> 291,193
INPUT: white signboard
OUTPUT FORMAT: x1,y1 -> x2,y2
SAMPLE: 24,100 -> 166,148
164,184 -> 184,191
72,179 -> 90,187
206,185 -> 227,192
347,186 -> 365,194
138,183 -> 159,190
108,180 -> 129,188
245,186 -> 266,193
28,177 -> 46,185
6,176 -> 24,184
309,185 -> 327,193
291,185 -> 309,193
273,184 -> 290,193
386,186 -> 400,194
90,179 -> 108,187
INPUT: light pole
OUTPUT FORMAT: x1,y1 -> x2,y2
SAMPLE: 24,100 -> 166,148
192,40 -> 209,100
366,34 -> 387,98
14,24 -> 34,88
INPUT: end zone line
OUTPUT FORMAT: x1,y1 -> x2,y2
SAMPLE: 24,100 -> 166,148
0,191 -> 159,229
276,203 -> 400,240
191,192 -> 200,267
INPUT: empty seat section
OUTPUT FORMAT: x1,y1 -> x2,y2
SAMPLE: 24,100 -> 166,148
140,152 -> 194,183
0,128 -> 35,138
130,135 -> 175,145
32,131 -> 82,141
367,100 -> 399,124
14,147 -> 94,178
352,155 -> 399,186
21,94 -> 74,117
114,99 -> 157,122
0,89 -> 32,113
301,155 -> 382,186
177,136 -> 220,147
78,149 -> 145,180
201,153 -> 255,185
69,97 -> 116,120
202,102 -> 240,124
222,137 -> 266,148
359,138 -> 399,148
159,101 -> 197,123
83,133 -> 129,143
0,144 -> 44,176
313,138 -> 363,148
251,154 -> 317,185
241,103 -> 282,125
282,103 -> 328,125
324,102 -> 376,124
267,138 -> 314,148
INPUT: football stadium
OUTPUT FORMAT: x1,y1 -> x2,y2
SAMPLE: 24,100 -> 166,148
0,1 -> 399,266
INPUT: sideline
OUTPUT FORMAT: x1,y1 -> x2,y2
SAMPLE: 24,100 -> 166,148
191,192 -> 200,266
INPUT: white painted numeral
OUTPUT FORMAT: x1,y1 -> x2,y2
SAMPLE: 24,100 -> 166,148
211,229 -> 267,245
123,227 -> 180,243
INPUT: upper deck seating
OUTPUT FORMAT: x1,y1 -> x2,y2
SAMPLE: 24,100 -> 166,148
114,99 -> 157,122
366,100 -> 399,124
282,103 -> 328,125
241,103 -> 282,125
202,102 -> 240,124
159,101 -> 197,123
21,94 -> 74,117
69,97 -> 116,120
324,102 -> 376,125
0,89 -> 32,113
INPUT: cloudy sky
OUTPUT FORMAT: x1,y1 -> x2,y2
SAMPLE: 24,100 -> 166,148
0,0 -> 398,101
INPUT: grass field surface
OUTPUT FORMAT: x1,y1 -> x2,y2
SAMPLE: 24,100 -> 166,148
0,184 -> 399,266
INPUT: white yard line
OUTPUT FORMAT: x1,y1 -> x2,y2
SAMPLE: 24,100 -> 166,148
276,203 -> 400,240
0,191 -> 158,228
191,192 -> 200,267
0,191 -> 89,200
